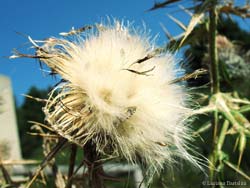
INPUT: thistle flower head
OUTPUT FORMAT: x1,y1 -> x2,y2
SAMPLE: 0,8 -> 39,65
30,21 -> 195,171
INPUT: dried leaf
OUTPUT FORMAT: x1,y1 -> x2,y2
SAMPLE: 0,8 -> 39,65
123,66 -> 156,76
169,68 -> 208,84
220,4 -> 250,18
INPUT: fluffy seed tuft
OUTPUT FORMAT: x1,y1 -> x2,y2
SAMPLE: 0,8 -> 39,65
34,21 -> 195,171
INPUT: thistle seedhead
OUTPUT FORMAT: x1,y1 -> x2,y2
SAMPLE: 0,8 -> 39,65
16,21 -> 198,172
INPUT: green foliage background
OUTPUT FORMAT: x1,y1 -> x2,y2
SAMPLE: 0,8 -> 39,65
16,86 -> 49,158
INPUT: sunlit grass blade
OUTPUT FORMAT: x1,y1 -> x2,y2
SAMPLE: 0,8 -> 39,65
223,160 -> 250,181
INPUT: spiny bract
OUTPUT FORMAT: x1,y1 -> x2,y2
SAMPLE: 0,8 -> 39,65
35,21 -> 194,171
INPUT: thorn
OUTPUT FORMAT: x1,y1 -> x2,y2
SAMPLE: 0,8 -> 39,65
167,14 -> 187,31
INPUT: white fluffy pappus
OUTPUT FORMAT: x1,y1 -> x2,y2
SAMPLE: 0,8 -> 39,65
34,21 -> 196,171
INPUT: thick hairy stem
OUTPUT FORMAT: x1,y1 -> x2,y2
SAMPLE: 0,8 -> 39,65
84,141 -> 105,188
209,0 -> 219,94
209,0 -> 219,182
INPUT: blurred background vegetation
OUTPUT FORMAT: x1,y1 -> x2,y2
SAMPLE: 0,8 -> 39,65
7,0 -> 250,187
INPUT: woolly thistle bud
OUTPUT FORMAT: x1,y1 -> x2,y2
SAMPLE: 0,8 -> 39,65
27,21 -> 197,172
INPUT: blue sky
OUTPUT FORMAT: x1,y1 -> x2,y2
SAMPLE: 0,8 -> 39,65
0,0 -> 249,105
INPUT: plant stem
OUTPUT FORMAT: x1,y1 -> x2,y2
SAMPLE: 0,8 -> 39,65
66,144 -> 77,188
209,0 -> 219,94
26,138 -> 67,188
208,0 -> 219,182
84,141 -> 105,188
